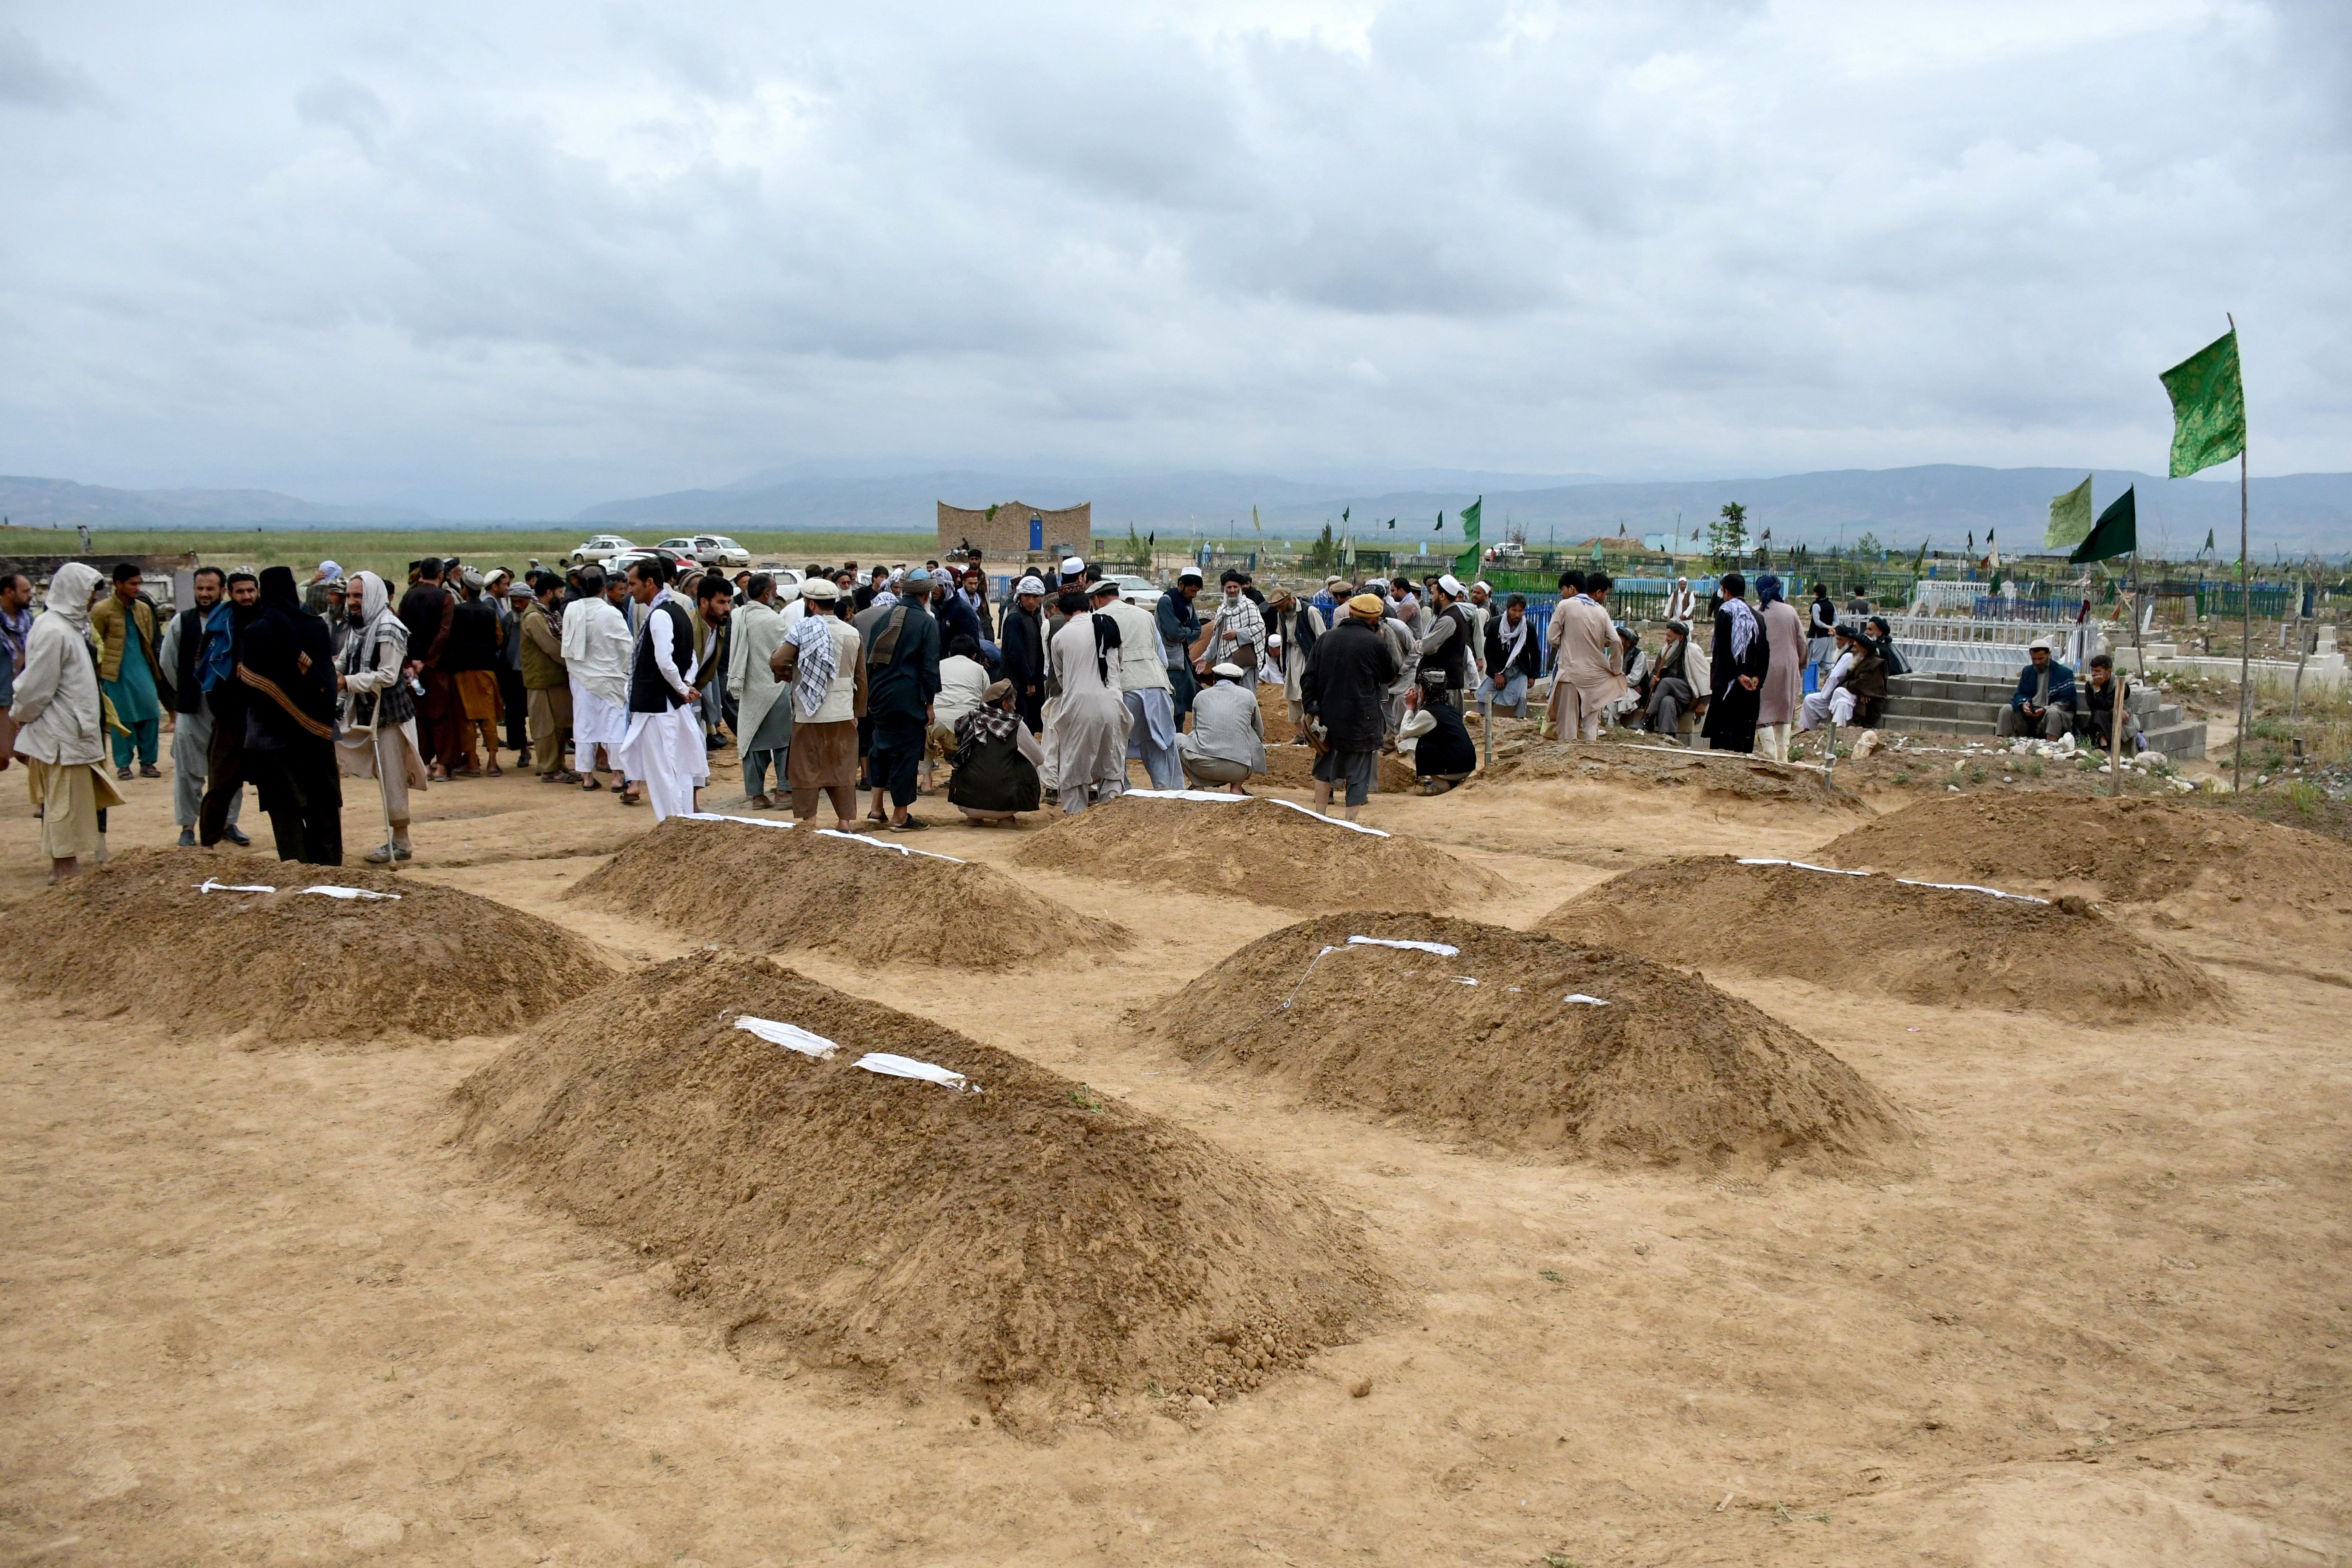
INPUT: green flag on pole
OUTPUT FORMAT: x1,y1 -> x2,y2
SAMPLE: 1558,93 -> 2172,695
1457,496 -> 1481,574
2046,475 -> 2094,549
2160,329 -> 2246,477
2069,485 -> 2137,563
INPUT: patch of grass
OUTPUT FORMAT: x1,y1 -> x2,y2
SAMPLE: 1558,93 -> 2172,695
1069,1084 -> 1106,1113
2025,757 -> 2044,778
1538,1268 -> 1564,1284
1968,766 -> 1987,784
2291,779 -> 2323,816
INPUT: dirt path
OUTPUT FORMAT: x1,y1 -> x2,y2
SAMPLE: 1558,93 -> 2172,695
2,747 -> 2346,1565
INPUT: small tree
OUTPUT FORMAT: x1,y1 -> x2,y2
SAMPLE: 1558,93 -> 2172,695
1307,522 -> 1336,572
1708,502 -> 1749,565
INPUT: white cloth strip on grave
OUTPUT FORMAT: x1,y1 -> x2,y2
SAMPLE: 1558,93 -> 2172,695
733,1015 -> 840,1059
852,1052 -> 980,1093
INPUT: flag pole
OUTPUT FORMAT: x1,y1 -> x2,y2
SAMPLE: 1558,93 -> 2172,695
2229,311 -> 2250,795
2111,560 -> 2128,799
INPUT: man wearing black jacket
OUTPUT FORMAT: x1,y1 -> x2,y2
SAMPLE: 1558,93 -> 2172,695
238,566 -> 342,864
158,566 -> 249,846
397,557 -> 456,774
997,575 -> 1048,734
1300,592 -> 1399,822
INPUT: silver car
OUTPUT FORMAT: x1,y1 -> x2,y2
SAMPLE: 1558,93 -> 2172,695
568,534 -> 636,565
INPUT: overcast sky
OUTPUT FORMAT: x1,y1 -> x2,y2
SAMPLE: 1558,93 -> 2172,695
2,0 -> 2345,517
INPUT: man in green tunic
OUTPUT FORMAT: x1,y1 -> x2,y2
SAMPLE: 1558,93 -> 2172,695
90,563 -> 164,779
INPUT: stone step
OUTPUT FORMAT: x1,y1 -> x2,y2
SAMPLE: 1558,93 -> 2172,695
2141,719 -> 2207,761
1889,682 -> 2015,705
1881,713 -> 1997,737
1881,695 -> 2007,724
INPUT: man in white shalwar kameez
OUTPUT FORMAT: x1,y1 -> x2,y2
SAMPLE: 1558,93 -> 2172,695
617,559 -> 709,822
1047,581 -> 1131,814
1798,626 -> 1861,732
563,567 -> 634,795
1096,577 -> 1180,790
726,575 -> 796,807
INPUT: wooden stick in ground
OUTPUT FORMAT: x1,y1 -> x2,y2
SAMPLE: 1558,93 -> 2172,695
2112,548 -> 2135,798
2117,667 -> 2135,804
2231,310 -> 2251,795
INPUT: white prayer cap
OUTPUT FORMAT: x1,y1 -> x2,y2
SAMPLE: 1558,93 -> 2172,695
1059,555 -> 1087,576
1088,577 -> 1120,597
1438,573 -> 1465,596
2027,636 -> 2053,652
1472,579 -> 1493,593
1015,575 -> 1046,595
1211,662 -> 1245,679
1179,566 -> 1204,583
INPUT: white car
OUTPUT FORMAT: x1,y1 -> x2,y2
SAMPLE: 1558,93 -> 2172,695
657,535 -> 752,568
1098,573 -> 1162,608
569,534 -> 635,565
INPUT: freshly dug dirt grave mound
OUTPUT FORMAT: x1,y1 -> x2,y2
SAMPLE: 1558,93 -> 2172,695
1133,913 -> 1905,1169
1544,857 -> 2220,1023
1260,743 -> 1421,795
1815,794 -> 2352,935
452,952 -> 1386,1421
1012,795 -> 1505,911
0,850 -> 612,1041
571,817 -> 1126,970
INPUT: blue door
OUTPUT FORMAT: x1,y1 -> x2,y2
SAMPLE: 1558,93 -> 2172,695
1028,517 -> 1044,550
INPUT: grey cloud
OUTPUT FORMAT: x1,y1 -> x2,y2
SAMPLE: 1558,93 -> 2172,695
295,76 -> 390,148
0,0 -> 2343,517
0,25 -> 97,109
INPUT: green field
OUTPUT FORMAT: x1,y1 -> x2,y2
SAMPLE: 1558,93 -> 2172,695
56,527 -> 942,586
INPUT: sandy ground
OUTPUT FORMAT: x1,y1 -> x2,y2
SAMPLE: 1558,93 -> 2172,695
2,735 -> 2346,1567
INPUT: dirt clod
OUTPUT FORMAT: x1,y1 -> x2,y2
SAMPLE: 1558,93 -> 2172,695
1014,795 -> 1505,911
1544,857 -> 2221,1023
452,952 -> 1387,1418
1134,913 -> 1906,1169
573,817 -> 1126,969
0,849 -> 611,1042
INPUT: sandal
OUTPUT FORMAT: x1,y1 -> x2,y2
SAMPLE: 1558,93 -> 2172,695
580,778 -> 603,792
485,763 -> 504,778
890,816 -> 929,831
618,791 -> 643,807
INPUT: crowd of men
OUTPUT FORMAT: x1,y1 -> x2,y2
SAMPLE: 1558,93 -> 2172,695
3,548 -> 2141,883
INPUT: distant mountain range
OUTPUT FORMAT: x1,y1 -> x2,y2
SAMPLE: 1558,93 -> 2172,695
0,475 -> 434,527
3,462 -> 2343,554
580,464 -> 2350,554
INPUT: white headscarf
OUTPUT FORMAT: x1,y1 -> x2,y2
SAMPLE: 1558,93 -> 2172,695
340,570 -> 407,677
46,562 -> 101,630
787,607 -> 837,720
1723,594 -> 1759,662
350,569 -> 391,627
